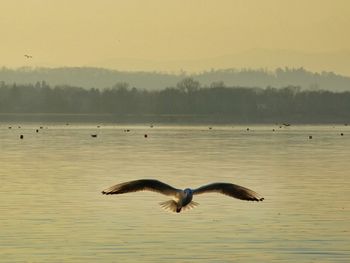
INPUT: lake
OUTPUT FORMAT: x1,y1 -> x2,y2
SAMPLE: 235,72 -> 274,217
0,123 -> 349,262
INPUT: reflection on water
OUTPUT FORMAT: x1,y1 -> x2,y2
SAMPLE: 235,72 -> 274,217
0,124 -> 349,262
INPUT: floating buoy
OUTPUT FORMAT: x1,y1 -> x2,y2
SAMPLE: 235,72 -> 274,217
272,129 -> 275,132
209,127 -> 212,130
91,134 -> 97,138
144,134 -> 148,138
340,133 -> 344,136
309,135 -> 312,139
20,135 -> 24,139
36,129 -> 39,133
246,128 -> 250,131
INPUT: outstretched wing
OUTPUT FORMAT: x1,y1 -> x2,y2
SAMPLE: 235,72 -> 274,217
102,179 -> 180,196
193,182 -> 264,201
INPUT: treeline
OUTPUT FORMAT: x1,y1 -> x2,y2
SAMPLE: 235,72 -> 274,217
0,79 -> 350,122
1,66 -> 350,92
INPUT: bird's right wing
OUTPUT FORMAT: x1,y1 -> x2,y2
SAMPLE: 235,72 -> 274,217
102,179 -> 180,196
193,182 -> 264,201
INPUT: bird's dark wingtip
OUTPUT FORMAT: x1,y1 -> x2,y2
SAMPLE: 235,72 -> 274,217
249,196 -> 264,202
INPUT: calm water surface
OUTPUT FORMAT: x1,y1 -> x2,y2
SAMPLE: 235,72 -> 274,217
0,124 -> 349,262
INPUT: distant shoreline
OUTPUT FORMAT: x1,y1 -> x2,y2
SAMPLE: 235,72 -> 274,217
0,113 -> 348,124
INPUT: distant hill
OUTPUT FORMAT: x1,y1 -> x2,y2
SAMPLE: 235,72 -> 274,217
0,66 -> 350,91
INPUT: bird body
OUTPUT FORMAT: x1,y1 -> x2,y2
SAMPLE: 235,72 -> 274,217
158,189 -> 195,212
102,179 -> 264,213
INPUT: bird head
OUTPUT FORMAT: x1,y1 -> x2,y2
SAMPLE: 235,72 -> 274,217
184,188 -> 193,195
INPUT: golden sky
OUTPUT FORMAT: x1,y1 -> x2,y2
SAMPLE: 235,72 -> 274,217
1,0 -> 350,74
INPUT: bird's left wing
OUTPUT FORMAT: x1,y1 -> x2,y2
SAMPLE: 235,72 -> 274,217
102,179 -> 180,196
193,182 -> 264,201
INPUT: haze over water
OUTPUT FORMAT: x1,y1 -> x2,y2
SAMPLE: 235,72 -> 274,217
0,123 -> 349,262
1,1 -> 350,74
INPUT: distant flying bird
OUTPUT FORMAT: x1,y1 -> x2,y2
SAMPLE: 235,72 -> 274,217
24,54 -> 32,59
102,179 -> 264,213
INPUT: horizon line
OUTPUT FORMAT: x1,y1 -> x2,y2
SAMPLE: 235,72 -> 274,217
1,65 -> 349,78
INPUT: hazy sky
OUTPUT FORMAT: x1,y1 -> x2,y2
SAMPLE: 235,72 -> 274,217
1,0 -> 350,74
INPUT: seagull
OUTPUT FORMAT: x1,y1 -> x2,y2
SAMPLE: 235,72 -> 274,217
102,179 -> 264,213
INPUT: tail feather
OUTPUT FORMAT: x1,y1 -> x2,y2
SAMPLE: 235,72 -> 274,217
159,200 -> 200,213
182,201 -> 199,211
159,200 -> 178,213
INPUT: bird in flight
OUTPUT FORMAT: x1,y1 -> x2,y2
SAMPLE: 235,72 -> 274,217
24,54 -> 33,59
102,179 -> 264,213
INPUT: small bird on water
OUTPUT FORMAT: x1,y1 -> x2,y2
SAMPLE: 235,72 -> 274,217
102,179 -> 264,213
